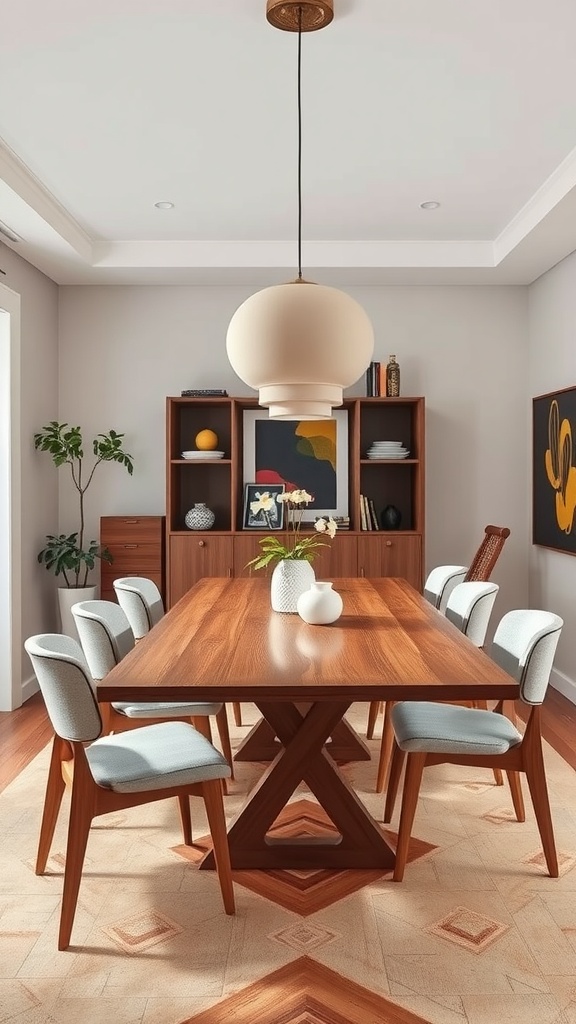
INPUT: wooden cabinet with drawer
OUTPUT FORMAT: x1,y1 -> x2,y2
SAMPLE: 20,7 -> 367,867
100,515 -> 165,603
357,534 -> 421,591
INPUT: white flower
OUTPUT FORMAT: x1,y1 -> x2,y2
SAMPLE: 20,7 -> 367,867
250,491 -> 276,515
290,489 -> 313,505
314,516 -> 338,538
276,492 -> 292,503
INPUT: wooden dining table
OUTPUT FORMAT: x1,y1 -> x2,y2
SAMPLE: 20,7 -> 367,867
97,576 -> 519,872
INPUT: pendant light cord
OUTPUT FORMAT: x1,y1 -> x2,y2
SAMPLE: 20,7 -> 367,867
297,6 -> 303,279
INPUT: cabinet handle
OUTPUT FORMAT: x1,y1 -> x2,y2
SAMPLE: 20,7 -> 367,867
359,566 -> 365,577
227,568 -> 232,577
386,540 -> 392,547
123,519 -> 139,524
198,540 -> 205,547
123,544 -> 138,549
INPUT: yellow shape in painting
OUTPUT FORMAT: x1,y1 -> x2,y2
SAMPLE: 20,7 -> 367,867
545,400 -> 576,534
295,421 -> 337,472
195,429 -> 219,450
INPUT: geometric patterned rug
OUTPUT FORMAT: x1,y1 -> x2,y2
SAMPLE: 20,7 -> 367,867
1,702 -> 576,1024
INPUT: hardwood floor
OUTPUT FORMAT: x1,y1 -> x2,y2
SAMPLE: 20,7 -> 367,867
1,687 -> 575,796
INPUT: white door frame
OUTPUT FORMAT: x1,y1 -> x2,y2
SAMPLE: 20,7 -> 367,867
0,282 -> 22,711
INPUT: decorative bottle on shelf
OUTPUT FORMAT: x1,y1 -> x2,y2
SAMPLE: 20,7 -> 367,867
185,503 -> 215,530
385,354 -> 400,397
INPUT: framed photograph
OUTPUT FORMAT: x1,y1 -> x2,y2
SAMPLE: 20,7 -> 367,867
242,483 -> 285,530
533,385 -> 576,555
243,410 -> 349,521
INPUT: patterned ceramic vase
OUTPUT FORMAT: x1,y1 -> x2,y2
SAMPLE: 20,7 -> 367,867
185,503 -> 215,530
297,581 -> 343,625
270,559 -> 315,613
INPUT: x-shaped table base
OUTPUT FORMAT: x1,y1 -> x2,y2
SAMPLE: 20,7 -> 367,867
200,700 -> 396,871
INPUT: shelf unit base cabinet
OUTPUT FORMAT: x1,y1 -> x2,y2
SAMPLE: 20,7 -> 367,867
358,534 -> 421,591
169,535 -> 234,606
100,516 -> 165,603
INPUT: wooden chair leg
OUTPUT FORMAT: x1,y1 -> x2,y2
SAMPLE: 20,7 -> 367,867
367,700 -> 381,740
202,779 -> 235,915
493,768 -> 504,786
36,736 -> 69,875
233,702 -> 242,727
505,771 -> 525,822
524,741 -> 559,878
59,762 -> 95,950
215,706 -> 235,780
393,752 -> 426,883
178,795 -> 193,845
376,701 -> 395,793
192,715 -> 212,741
383,741 -> 406,823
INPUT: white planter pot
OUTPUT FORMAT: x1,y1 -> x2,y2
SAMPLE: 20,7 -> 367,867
58,586 -> 97,641
297,581 -> 343,625
270,559 -> 315,614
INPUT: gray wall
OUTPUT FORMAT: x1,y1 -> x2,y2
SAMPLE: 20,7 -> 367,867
528,250 -> 576,702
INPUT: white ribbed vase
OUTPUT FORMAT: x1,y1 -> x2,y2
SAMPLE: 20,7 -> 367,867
297,581 -> 343,625
270,559 -> 315,613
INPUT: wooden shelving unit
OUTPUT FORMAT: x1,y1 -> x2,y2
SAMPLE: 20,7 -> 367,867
165,396 -> 425,607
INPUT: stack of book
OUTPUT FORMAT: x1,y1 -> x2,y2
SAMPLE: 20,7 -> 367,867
180,388 -> 228,397
333,516 -> 350,530
365,362 -> 385,397
359,495 -> 379,530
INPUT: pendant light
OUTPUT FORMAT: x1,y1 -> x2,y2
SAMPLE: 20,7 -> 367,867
226,0 -> 374,420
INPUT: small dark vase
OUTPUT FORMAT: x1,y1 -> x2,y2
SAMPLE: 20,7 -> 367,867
381,504 -> 402,530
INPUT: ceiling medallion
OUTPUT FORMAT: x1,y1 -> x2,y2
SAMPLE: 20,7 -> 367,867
266,0 -> 333,32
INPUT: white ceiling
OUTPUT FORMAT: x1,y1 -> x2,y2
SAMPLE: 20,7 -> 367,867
2,0 -> 576,285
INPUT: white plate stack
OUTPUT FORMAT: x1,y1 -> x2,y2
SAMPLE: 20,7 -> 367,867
366,441 -> 410,460
181,450 -> 225,460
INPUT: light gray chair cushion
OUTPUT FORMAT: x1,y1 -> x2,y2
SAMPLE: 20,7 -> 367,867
423,565 -> 467,613
72,600 -> 135,679
85,721 -> 231,793
113,701 -> 223,718
113,577 -> 165,637
24,634 -> 103,742
445,581 -> 499,648
391,701 -> 522,755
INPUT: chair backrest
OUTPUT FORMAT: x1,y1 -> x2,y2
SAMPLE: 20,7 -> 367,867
72,599 -> 135,680
423,565 -> 468,614
24,634 -> 102,742
464,525 -> 510,582
445,581 -> 499,647
113,576 -> 164,638
491,609 -> 563,705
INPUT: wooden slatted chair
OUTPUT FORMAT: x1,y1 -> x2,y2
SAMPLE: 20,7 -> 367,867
464,524 -> 510,582
384,609 -> 563,882
24,633 -> 234,950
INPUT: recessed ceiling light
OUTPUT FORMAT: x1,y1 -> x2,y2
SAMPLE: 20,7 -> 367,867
154,201 -> 174,210
420,201 -> 440,210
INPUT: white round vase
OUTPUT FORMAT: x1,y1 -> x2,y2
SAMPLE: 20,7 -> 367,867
270,559 -> 315,613
297,581 -> 343,625
58,585 -> 97,641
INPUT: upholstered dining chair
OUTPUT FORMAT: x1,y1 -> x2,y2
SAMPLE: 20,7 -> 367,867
367,563 -> 469,740
71,599 -> 234,775
384,609 -> 563,882
24,633 -> 234,950
113,576 -> 244,734
375,581 -> 500,793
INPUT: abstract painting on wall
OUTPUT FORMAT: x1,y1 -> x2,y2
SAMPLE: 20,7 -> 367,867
243,410 -> 348,520
533,385 -> 576,555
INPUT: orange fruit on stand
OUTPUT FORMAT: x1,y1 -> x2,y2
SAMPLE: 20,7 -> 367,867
195,428 -> 219,451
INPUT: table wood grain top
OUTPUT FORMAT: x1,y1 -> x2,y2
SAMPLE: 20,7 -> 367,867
97,577 -> 518,703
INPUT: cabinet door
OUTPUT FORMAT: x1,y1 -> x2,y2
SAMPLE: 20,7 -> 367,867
311,534 -> 358,578
358,535 -> 421,590
168,535 -> 234,606
233,534 -> 271,578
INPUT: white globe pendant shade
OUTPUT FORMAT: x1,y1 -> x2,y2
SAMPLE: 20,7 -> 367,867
226,281 -> 374,419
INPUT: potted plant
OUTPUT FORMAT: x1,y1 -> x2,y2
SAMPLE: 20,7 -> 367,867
34,421 -> 134,635
246,488 -> 338,612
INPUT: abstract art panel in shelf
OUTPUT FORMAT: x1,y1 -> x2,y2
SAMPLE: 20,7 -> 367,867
533,385 -> 576,554
243,409 -> 348,520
